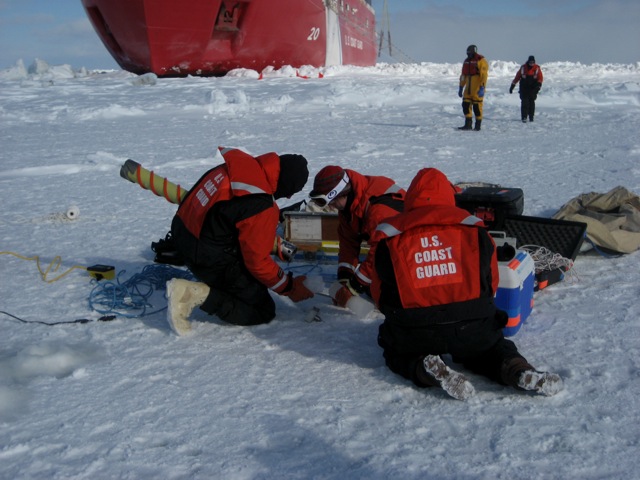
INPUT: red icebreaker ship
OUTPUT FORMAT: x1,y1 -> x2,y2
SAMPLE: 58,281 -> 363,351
81,0 -> 377,77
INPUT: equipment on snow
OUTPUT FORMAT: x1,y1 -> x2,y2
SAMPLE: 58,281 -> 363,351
455,186 -> 524,229
553,186 -> 640,254
87,264 -> 116,281
501,215 -> 586,290
273,236 -> 298,262
120,159 -> 187,205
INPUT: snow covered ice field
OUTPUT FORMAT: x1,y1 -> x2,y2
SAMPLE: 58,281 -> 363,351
1,59 -> 639,479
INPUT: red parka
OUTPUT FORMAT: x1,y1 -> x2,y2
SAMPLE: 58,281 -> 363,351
370,168 -> 499,315
511,63 -> 543,92
337,169 -> 405,288
175,147 -> 289,293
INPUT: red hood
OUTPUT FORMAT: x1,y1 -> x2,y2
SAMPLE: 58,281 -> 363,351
222,147 -> 279,196
404,168 -> 456,211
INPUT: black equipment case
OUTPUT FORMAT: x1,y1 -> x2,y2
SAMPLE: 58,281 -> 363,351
454,184 -> 587,290
502,215 -> 587,290
455,186 -> 524,229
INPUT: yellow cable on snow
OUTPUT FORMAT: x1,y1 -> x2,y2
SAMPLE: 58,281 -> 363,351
0,251 -> 88,283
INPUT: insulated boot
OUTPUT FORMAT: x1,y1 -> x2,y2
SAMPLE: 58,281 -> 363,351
474,119 -> 482,131
521,117 -> 527,123
517,370 -> 563,396
529,116 -> 534,122
422,355 -> 475,400
166,279 -> 210,335
501,356 -> 563,396
458,118 -> 473,130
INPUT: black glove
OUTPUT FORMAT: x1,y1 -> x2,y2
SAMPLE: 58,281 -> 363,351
535,82 -> 542,92
509,84 -> 514,94
458,86 -> 463,98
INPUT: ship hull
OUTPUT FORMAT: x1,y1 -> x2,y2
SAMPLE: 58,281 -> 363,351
81,0 -> 376,76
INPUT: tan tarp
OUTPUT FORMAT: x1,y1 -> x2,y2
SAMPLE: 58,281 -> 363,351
553,186 -> 640,254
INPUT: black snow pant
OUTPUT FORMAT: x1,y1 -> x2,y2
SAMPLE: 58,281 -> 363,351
520,89 -> 538,121
171,224 -> 276,326
188,252 -> 276,326
377,309 -> 530,388
462,100 -> 483,120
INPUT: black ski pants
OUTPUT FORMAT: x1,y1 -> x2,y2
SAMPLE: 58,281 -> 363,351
185,242 -> 276,326
377,309 -> 529,388
520,89 -> 538,120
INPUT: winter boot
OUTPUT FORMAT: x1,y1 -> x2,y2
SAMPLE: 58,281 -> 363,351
521,117 -> 527,123
422,355 -> 476,400
528,115 -> 534,122
166,279 -> 210,335
517,370 -> 563,396
501,357 -> 563,396
474,119 -> 482,131
458,118 -> 473,131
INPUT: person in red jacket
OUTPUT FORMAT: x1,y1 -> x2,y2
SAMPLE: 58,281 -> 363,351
308,166 -> 404,307
510,55 -> 544,122
166,147 -> 313,335
369,167 -> 563,400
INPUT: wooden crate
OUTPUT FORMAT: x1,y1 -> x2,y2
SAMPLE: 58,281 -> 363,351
283,211 -> 370,260
283,211 -> 340,251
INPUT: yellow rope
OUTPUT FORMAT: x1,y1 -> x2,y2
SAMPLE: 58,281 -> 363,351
0,251 -> 88,283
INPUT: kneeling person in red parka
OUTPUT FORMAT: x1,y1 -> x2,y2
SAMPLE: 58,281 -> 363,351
369,168 -> 562,400
167,147 -> 313,335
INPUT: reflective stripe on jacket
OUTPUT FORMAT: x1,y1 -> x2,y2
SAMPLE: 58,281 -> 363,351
369,168 -> 499,310
512,63 -> 543,90
175,147 -> 288,293
338,169 -> 405,285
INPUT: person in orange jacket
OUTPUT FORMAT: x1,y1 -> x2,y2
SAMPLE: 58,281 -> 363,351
458,44 -> 489,131
368,168 -> 563,400
510,55 -> 544,122
166,147 -> 313,335
308,166 -> 404,307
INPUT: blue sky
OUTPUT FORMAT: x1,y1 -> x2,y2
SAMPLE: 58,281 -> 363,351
0,0 -> 638,70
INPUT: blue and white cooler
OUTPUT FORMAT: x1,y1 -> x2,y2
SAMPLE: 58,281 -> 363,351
495,249 -> 535,336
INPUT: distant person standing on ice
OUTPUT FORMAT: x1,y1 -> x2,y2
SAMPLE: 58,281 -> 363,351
368,168 -> 563,400
458,44 -> 488,131
510,55 -> 544,122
